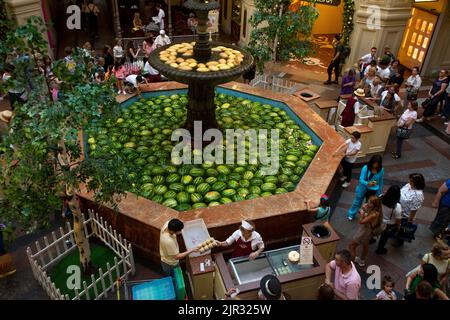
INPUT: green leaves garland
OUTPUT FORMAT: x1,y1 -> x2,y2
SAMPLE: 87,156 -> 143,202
342,0 -> 355,45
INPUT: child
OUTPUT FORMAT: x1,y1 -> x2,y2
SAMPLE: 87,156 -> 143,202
376,276 -> 397,300
305,194 -> 331,222
112,61 -> 126,95
334,131 -> 362,188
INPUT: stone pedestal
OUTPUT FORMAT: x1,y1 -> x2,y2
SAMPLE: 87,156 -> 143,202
345,0 -> 413,71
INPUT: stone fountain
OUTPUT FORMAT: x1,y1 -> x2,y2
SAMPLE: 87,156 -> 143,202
148,0 -> 254,134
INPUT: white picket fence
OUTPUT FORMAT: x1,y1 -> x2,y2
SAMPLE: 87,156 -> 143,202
27,210 -> 135,300
249,73 -> 302,94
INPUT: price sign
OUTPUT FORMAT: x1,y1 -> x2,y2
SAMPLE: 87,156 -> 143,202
299,236 -> 314,265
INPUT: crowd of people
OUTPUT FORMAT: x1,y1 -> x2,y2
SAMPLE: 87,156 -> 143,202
329,40 -> 449,136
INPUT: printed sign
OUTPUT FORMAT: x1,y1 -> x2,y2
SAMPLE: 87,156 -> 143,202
207,10 -> 219,33
299,236 -> 314,265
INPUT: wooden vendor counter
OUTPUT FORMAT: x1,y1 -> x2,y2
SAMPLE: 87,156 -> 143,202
337,96 -> 397,158
212,245 -> 326,300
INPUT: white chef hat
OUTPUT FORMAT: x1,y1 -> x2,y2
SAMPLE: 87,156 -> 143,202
241,220 -> 254,231
160,30 -> 166,35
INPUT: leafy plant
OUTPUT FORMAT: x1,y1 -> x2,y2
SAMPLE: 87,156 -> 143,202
0,17 -> 129,273
247,0 -> 319,71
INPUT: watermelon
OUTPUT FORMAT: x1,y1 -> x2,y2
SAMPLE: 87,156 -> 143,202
212,181 -> 227,192
282,181 -> 296,191
162,198 -> 177,208
261,183 -> 277,192
217,165 -> 231,175
154,185 -> 168,195
246,194 -> 260,200
192,203 -> 207,209
196,183 -> 211,195
243,171 -> 254,180
233,194 -> 245,202
220,197 -> 233,204
222,189 -> 236,197
264,176 -> 278,184
153,175 -> 165,185
208,201 -> 221,207
204,191 -> 221,202
176,203 -> 192,211
185,185 -> 196,194
261,192 -> 273,197
181,175 -> 193,185
163,190 -> 177,199
205,177 -> 218,184
249,186 -> 261,194
169,183 -> 184,192
275,188 -> 288,194
152,195 -> 164,203
191,193 -> 203,203
192,177 -> 204,186
206,168 -> 219,177
166,173 -> 181,183
240,179 -> 251,188
237,188 -> 250,197
227,180 -> 239,189
176,192 -> 190,203
190,168 -> 205,177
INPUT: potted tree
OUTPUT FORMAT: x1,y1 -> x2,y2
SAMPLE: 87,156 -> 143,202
0,17 -> 130,277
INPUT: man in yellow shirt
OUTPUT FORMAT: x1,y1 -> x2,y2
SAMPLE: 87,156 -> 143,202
160,219 -> 198,276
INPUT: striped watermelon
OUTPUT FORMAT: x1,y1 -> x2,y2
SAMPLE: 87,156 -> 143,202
176,192 -> 190,203
217,165 -> 231,175
251,178 -> 263,186
205,177 -> 218,184
249,186 -> 261,194
166,173 -> 181,183
222,189 -> 236,197
220,197 -> 233,204
196,183 -> 211,195
233,194 -> 245,202
204,191 -> 221,202
227,180 -> 239,189
152,195 -> 164,203
243,171 -> 254,180
189,168 -> 205,177
153,175 -> 165,185
192,203 -> 207,209
185,185 -> 196,194
154,185 -> 168,195
282,181 -> 295,191
240,179 -> 251,188
261,183 -> 277,192
208,201 -> 221,207
237,188 -> 250,197
193,177 -> 204,186
206,168 -> 219,177
246,194 -> 260,200
191,193 -> 203,203
162,198 -> 177,208
264,176 -> 278,184
163,190 -> 177,199
275,188 -> 288,194
261,192 -> 273,197
169,183 -> 184,192
212,181 -> 227,192
176,203 -> 191,211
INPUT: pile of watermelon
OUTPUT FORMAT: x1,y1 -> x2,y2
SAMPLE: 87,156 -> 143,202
86,92 -> 319,211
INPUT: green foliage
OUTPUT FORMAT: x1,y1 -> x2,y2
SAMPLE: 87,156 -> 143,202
0,17 -> 129,232
247,0 -> 318,71
342,0 -> 355,45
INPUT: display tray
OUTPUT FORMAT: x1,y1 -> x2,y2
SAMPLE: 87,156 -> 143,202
181,218 -> 211,257
266,245 -> 316,276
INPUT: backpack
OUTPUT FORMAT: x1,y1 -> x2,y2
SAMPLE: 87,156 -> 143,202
340,45 -> 351,62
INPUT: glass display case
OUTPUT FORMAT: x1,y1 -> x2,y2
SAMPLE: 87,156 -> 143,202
229,245 -> 317,285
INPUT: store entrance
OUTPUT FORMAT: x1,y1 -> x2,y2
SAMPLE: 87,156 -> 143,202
398,7 -> 438,71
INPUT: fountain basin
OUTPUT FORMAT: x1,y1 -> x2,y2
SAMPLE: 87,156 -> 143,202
78,82 -> 344,265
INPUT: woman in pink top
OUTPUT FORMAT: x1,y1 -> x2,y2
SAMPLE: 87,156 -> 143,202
112,61 -> 126,95
142,36 -> 154,64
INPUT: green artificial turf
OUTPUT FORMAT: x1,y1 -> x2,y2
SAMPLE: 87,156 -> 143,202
49,242 -> 122,299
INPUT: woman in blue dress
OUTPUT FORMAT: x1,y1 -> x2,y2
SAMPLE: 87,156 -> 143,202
348,155 -> 384,221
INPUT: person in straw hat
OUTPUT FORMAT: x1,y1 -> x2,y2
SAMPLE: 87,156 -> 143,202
340,88 -> 365,127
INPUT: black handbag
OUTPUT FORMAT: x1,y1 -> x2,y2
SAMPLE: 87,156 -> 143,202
396,127 -> 412,139
421,97 -> 432,108
397,220 -> 417,242
406,88 -> 418,101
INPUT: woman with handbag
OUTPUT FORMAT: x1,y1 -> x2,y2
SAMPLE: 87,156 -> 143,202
417,69 -> 448,122
392,101 -> 418,159
348,195 -> 383,267
404,66 -> 422,107
376,185 -> 402,255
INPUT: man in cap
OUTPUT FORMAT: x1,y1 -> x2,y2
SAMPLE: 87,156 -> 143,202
224,274 -> 285,300
218,220 -> 265,260
154,30 -> 171,48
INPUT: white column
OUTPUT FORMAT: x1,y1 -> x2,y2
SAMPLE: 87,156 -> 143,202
238,0 -> 255,47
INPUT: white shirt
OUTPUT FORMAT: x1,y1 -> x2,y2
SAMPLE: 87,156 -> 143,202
360,53 -> 376,65
400,183 -> 424,219
398,109 -> 417,129
153,9 -> 165,30
143,61 -> 159,75
226,229 -> 264,251
364,65 -> 380,76
406,75 -> 422,90
154,35 -> 171,48
381,90 -> 401,102
113,45 -> 124,59
344,139 -> 362,163
377,67 -> 391,80
382,203 -> 402,225
370,83 -> 383,98
125,75 -> 139,88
